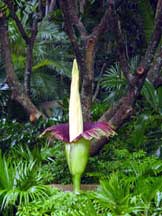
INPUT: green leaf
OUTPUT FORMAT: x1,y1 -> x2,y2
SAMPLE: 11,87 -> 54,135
138,0 -> 154,43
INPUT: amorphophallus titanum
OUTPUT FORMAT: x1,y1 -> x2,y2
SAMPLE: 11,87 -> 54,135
41,59 -> 115,193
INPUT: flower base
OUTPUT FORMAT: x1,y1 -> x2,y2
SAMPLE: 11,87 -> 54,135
65,139 -> 90,192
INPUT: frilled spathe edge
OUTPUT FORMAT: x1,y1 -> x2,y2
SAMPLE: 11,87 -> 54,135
41,122 -> 115,143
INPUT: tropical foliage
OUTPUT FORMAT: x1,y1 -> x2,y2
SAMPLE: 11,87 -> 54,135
17,151 -> 162,216
0,151 -> 50,215
0,0 -> 162,215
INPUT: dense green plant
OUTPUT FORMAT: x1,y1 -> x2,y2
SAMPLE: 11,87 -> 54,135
142,80 -> 162,115
101,57 -> 139,103
99,111 -> 162,154
0,118 -> 55,152
138,0 -> 154,43
93,172 -> 162,215
93,173 -> 142,215
1,136 -> 70,185
41,143 -> 71,184
17,189 -> 107,216
101,63 -> 126,103
86,146 -> 162,183
7,140 -> 71,185
129,113 -> 162,153
0,150 -> 50,215
0,118 -> 71,184
91,101 -> 109,121
89,149 -> 162,215
17,158 -> 162,216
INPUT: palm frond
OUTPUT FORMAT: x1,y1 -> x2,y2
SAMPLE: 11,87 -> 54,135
128,55 -> 140,72
32,58 -> 71,78
101,63 -> 125,92
37,17 -> 68,42
142,79 -> 162,113
0,150 -> 14,190
31,71 -> 69,103
0,153 -> 50,210
93,173 -> 139,215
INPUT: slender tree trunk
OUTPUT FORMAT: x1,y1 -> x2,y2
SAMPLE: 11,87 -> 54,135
23,17 -> 38,97
4,0 -> 41,100
81,38 -> 96,121
147,46 -> 162,85
24,43 -> 33,96
0,14 -> 42,120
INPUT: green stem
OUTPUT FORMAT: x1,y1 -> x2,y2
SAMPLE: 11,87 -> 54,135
72,174 -> 81,193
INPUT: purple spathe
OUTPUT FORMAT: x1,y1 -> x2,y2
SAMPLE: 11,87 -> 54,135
42,122 -> 115,143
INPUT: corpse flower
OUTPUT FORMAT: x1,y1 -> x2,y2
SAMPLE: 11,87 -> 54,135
41,59 -> 115,193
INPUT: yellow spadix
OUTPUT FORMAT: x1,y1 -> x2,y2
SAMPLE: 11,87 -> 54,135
69,59 -> 83,142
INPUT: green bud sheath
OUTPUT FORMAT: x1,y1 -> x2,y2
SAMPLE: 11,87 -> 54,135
65,139 -> 90,193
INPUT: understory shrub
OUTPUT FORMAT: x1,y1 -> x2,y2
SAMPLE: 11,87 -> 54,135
0,118 -> 55,153
97,112 -> 162,155
0,118 -> 71,185
17,166 -> 162,216
15,149 -> 162,216
0,151 -> 51,216
17,189 -> 108,216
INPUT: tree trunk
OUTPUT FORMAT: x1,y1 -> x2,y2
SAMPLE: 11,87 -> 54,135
90,93 -> 134,155
24,43 -> 33,96
59,0 -> 114,121
90,2 -> 162,155
147,46 -> 162,85
0,14 -> 42,120
81,37 -> 96,121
